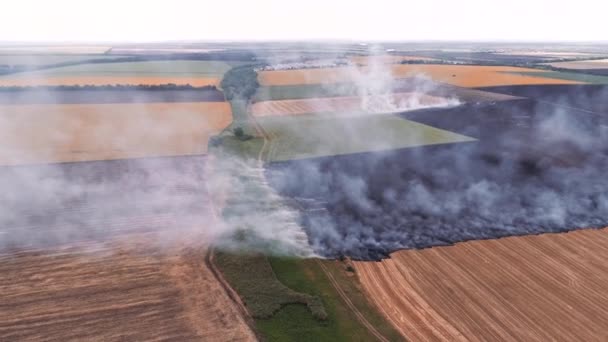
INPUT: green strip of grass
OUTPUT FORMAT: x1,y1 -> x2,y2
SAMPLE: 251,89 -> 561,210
505,70 -> 608,84
214,251 -> 326,320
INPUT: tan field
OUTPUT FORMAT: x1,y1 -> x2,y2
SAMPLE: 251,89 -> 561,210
350,55 -> 438,65
354,228 -> 608,342
0,102 -> 231,165
0,46 -> 111,54
258,65 -> 583,87
0,237 -> 257,342
0,76 -> 220,87
251,92 -> 454,117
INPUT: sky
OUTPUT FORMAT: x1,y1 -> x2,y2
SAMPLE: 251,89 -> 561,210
1,0 -> 606,42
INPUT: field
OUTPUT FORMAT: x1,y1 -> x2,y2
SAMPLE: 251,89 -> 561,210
258,64 -> 584,87
543,58 -> 608,69
0,156 -> 256,341
257,114 -> 474,161
350,55 -> 437,65
0,60 -> 232,86
0,101 -> 231,165
354,228 -> 608,341
251,92 -> 456,117
0,54 -> 124,67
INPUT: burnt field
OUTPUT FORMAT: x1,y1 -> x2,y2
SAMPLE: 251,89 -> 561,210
0,88 -> 225,105
266,96 -> 608,260
479,84 -> 608,114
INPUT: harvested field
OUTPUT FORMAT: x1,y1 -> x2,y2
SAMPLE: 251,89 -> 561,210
0,76 -> 220,87
0,102 -> 231,165
0,54 -> 124,67
251,92 -> 457,117
0,156 -> 256,341
354,228 -> 608,342
258,65 -> 583,87
258,114 -> 474,161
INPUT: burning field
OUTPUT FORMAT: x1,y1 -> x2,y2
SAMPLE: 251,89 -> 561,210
354,228 -> 608,341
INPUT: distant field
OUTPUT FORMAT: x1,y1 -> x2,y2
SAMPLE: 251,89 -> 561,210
258,65 -> 583,87
0,54 -> 124,67
355,228 -> 608,341
0,102 -> 231,165
251,92 -> 456,117
543,58 -> 608,70
507,70 -> 608,84
0,45 -> 111,54
257,114 -> 474,161
350,55 -> 437,65
0,60 -> 232,86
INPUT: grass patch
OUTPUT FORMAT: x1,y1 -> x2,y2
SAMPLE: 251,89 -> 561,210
258,113 -> 475,161
214,251 -> 327,320
254,257 -> 406,342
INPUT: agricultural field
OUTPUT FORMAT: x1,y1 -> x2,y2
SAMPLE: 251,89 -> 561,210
0,54 -> 124,67
354,227 -> 608,341
543,58 -> 608,70
251,92 -> 457,117
0,60 -> 232,86
258,64 -> 585,87
0,101 -> 231,165
257,113 -> 474,161
0,156 -> 256,341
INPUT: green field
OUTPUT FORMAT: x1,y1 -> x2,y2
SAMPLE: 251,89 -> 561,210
507,70 -> 608,84
215,251 -> 404,342
257,113 -> 475,161
2,60 -> 233,78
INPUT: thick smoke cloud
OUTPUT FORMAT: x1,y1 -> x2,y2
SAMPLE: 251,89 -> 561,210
266,95 -> 608,260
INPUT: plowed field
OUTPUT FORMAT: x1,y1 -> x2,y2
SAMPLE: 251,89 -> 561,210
354,228 -> 608,341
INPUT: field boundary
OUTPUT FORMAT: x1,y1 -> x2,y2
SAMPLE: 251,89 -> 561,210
316,260 -> 392,342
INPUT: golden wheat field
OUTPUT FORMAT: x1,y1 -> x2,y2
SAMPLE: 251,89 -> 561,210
354,228 -> 608,342
258,65 -> 583,87
0,102 -> 232,165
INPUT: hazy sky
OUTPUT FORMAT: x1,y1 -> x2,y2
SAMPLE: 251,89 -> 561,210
1,0 -> 606,42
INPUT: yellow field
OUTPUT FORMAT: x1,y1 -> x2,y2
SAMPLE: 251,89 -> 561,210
258,65 -> 583,88
0,102 -> 232,165
0,76 -> 220,87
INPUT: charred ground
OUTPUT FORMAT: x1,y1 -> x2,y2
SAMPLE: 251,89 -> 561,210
266,87 -> 608,260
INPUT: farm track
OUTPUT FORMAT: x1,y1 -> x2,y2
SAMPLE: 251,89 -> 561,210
355,228 -> 608,341
316,260 -> 391,342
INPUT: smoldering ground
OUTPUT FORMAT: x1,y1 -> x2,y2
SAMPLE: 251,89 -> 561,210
265,90 -> 608,260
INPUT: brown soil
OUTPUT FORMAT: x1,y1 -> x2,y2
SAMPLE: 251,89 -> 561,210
354,228 -> 608,341
0,102 -> 232,165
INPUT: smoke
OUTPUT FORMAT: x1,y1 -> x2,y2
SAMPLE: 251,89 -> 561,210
265,92 -> 608,260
